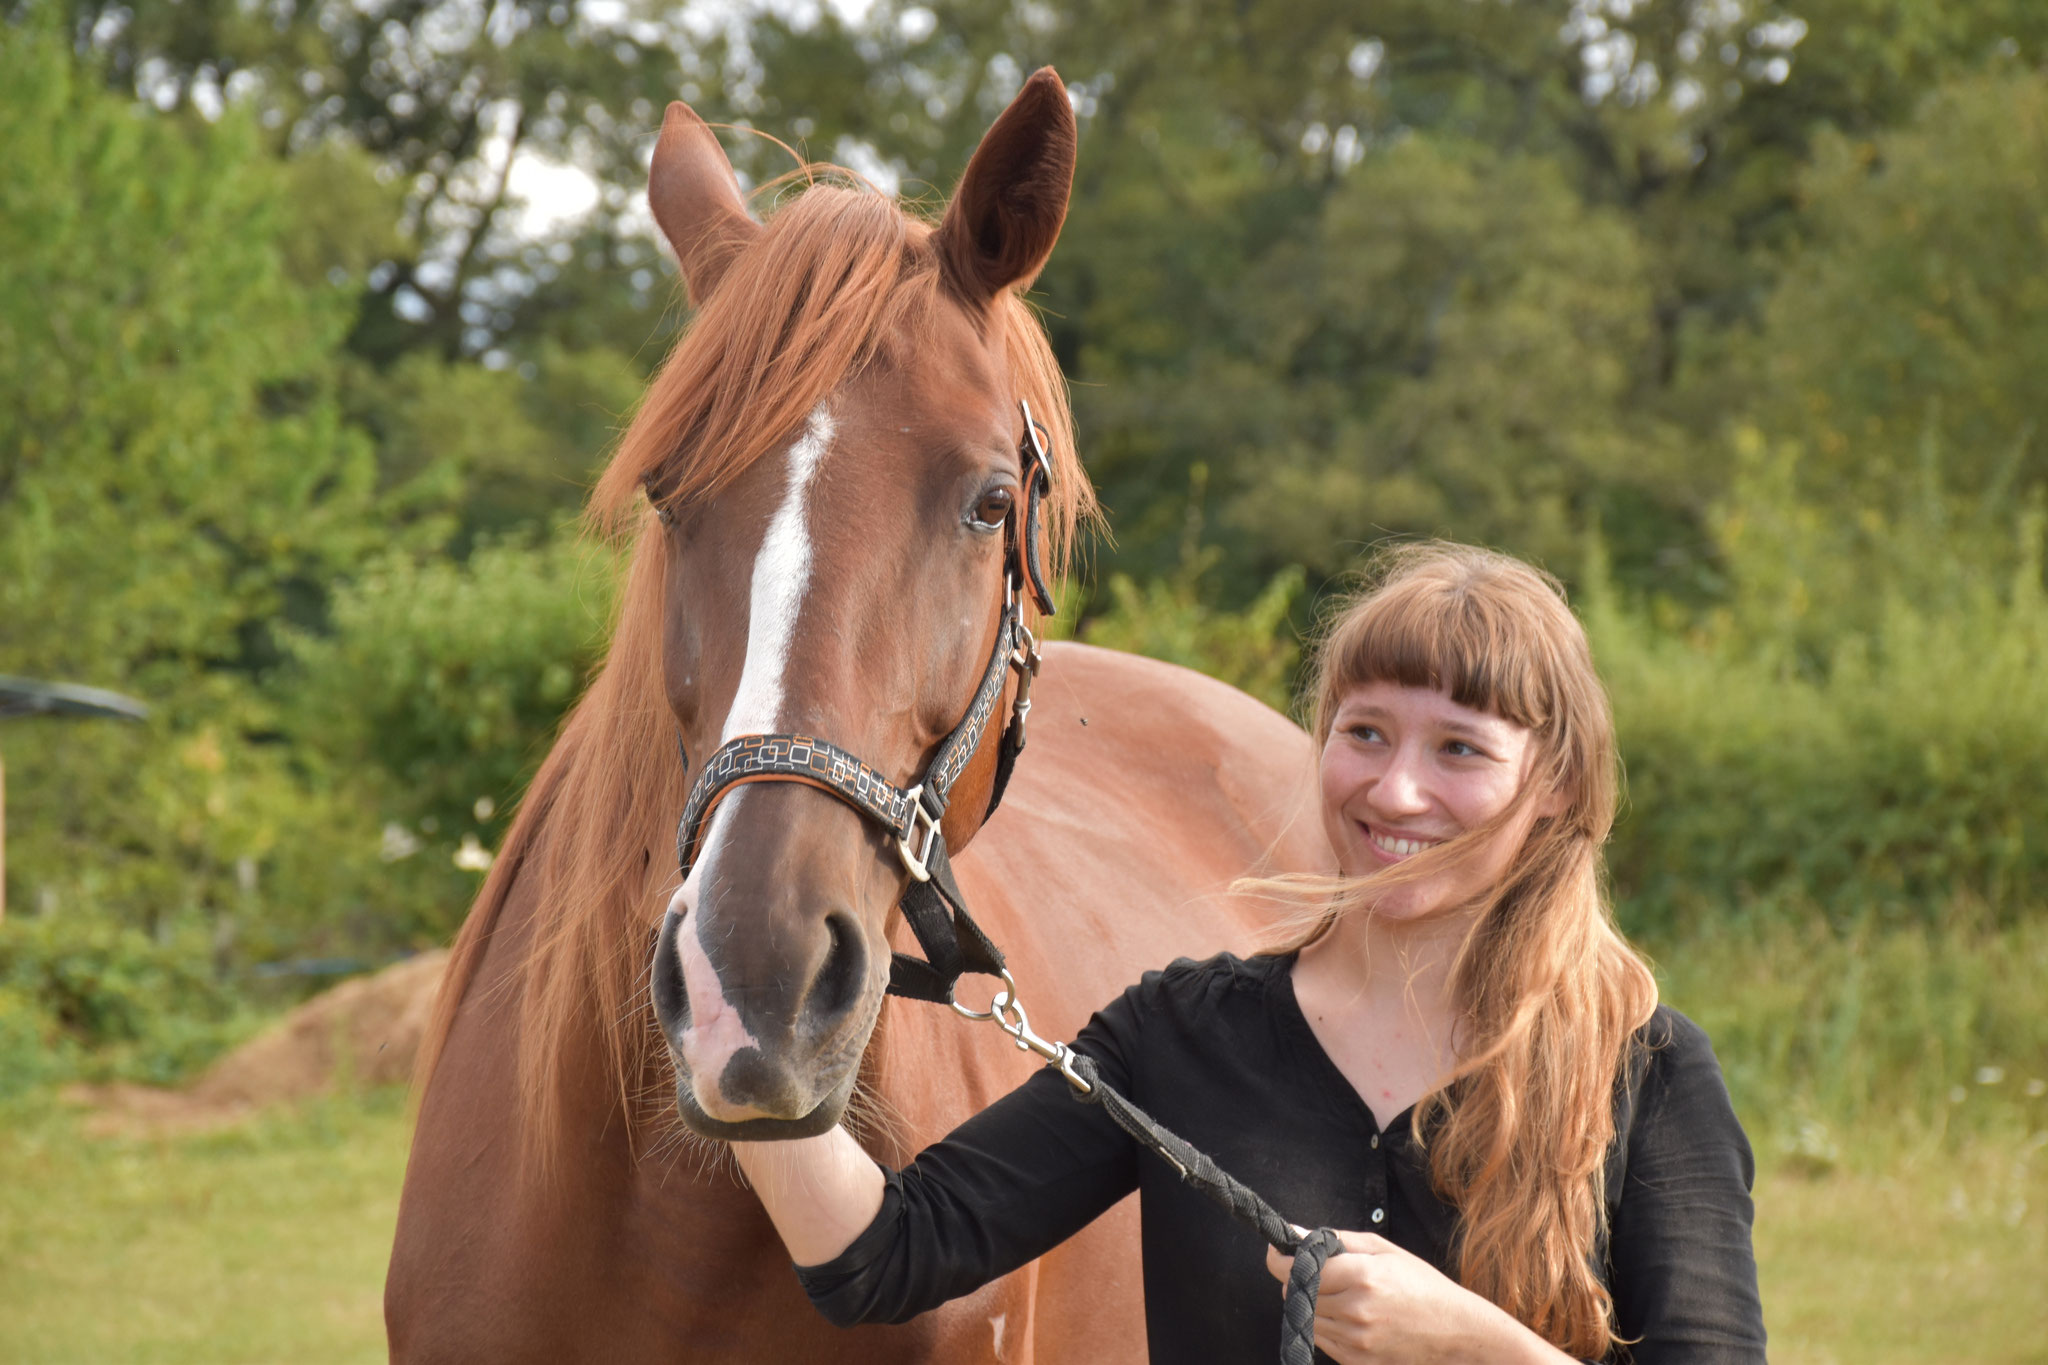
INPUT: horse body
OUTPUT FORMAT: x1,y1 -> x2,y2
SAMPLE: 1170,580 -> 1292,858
388,69 -> 1328,1362
388,645 -> 1319,1362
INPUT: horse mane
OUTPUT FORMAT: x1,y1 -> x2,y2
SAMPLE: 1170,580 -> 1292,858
412,174 -> 1096,1169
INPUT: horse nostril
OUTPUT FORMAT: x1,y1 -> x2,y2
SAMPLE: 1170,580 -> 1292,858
650,908 -> 692,1043
811,911 -> 867,1022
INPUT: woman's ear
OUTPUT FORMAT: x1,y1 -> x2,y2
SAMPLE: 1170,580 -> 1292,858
648,101 -> 762,306
934,67 -> 1076,304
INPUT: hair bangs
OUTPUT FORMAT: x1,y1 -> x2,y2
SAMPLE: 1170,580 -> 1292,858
1316,547 -> 1567,742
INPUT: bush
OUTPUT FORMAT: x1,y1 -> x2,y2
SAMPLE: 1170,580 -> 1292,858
1589,475 -> 2048,933
1070,532 -> 1306,713
0,916 -> 249,1089
278,533 -> 619,939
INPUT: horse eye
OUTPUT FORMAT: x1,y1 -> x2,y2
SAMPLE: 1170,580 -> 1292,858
969,487 -> 1014,530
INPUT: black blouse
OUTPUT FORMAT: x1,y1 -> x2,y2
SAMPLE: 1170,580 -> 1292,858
797,952 -> 1766,1364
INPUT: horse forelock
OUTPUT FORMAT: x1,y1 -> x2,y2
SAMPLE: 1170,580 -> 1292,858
589,173 -> 1093,575
419,169 -> 1094,1170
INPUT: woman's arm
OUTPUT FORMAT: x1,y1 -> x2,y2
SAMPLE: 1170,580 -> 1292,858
1606,1011 -> 1767,1363
737,975 -> 1156,1328
730,1128 -> 888,1267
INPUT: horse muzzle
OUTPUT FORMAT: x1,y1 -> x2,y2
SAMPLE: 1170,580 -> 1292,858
650,893 -> 877,1140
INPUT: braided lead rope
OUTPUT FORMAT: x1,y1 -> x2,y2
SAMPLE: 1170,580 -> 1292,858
954,989 -> 1339,1365
1064,1055 -> 1341,1364
1280,1229 -> 1344,1365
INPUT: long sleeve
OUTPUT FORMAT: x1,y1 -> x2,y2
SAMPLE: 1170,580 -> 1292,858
1606,1010 -> 1768,1364
794,990 -> 1144,1326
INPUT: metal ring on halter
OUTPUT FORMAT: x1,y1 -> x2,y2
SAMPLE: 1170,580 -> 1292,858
1011,619 -> 1040,670
952,969 -> 1095,1094
897,784 -> 941,882
949,967 -> 1021,1022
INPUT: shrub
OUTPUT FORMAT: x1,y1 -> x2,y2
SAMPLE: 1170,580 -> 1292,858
278,533 -> 619,939
0,916 -> 247,1087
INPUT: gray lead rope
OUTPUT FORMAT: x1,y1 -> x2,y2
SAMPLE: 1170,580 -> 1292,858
958,984 -> 1341,1364
1067,1055 -> 1342,1365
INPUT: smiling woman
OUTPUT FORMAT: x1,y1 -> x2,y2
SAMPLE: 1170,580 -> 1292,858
735,541 -> 1768,1365
1263,544 -> 1685,1358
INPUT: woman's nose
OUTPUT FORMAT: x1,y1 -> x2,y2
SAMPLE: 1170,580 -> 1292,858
1368,745 -> 1430,816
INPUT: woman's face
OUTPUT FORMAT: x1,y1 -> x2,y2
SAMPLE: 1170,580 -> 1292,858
1319,680 -> 1552,921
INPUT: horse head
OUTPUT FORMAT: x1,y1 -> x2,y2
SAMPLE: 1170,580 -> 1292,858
638,72 -> 1081,1140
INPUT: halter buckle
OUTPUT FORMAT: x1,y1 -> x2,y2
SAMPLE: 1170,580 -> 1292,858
1008,621 -> 1042,746
898,784 -> 942,882
1018,398 -> 1054,491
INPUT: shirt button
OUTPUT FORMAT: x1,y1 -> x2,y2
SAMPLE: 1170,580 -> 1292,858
1370,1134 -> 1380,1149
1370,1208 -> 1385,1224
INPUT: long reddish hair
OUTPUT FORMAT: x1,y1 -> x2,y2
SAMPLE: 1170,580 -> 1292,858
411,175 -> 1094,1166
1260,542 -> 1656,1358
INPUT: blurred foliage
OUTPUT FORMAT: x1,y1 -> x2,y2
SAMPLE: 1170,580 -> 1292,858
4,0 -> 2048,1092
1590,482 -> 2048,931
29,0 -> 706,367
0,914 -> 253,1092
1068,467 -> 1307,711
282,534 -> 619,888
0,24 -> 377,690
718,0 -> 2048,596
1080,558 -> 1305,714
1653,907 -> 2048,1145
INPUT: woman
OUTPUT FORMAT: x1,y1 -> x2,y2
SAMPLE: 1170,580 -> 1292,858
732,542 -> 1766,1364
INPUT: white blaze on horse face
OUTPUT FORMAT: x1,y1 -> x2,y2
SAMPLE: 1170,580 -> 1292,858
669,858 -> 765,1112
675,404 -> 833,1113
722,403 -> 835,741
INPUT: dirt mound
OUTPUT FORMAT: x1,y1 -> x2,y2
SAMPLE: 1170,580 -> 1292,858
70,949 -> 448,1136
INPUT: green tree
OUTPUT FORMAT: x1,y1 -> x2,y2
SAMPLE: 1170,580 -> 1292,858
39,0 -> 714,366
0,25 -> 375,691
1742,63 -> 2048,586
0,28 -> 385,958
717,0 -> 2048,602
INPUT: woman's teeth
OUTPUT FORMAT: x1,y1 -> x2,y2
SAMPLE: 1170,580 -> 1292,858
1371,831 -> 1439,857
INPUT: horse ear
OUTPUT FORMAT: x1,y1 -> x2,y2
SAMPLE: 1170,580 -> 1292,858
935,68 -> 1076,304
649,101 -> 761,305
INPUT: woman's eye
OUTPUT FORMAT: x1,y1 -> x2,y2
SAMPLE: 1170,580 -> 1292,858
1348,725 -> 1383,744
969,488 -> 1014,530
1444,740 -> 1481,758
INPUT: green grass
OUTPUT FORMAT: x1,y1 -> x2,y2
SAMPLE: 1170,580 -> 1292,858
0,1090 -> 410,1365
1756,1134 -> 2048,1364
2,1097 -> 2043,1363
1,914 -> 2043,1364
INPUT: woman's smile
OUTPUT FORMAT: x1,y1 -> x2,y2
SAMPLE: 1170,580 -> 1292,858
1361,824 -> 1445,862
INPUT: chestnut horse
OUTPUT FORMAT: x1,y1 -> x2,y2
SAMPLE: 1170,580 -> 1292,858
386,70 -> 1325,1363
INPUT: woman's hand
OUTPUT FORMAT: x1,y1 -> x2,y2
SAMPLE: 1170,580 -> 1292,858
730,1127 -> 887,1268
1264,1232 -> 1572,1364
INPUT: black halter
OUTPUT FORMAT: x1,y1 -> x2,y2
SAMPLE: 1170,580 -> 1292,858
665,399 -> 1057,1005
